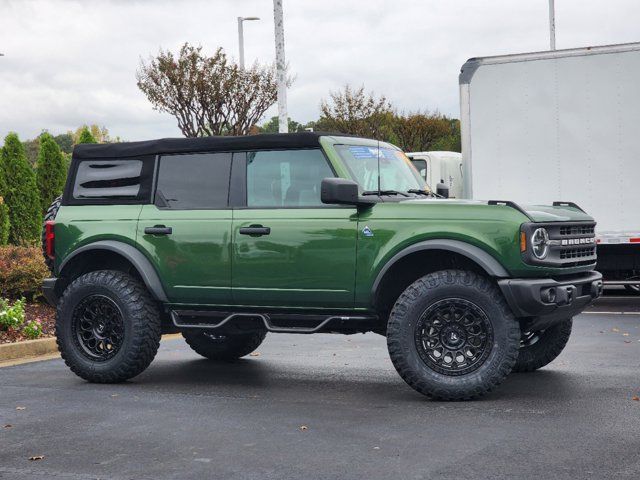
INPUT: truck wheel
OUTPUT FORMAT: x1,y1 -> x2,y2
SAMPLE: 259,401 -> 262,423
623,276 -> 640,294
513,318 -> 572,372
56,270 -> 161,383
386,270 -> 520,400
182,330 -> 267,361
41,195 -> 62,272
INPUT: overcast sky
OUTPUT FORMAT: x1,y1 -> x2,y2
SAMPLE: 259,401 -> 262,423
1,0 -> 639,141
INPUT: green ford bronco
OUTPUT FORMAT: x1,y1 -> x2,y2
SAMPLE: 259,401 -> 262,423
42,132 -> 603,400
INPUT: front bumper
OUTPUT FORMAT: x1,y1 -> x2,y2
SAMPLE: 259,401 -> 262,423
498,271 -> 603,329
42,278 -> 59,307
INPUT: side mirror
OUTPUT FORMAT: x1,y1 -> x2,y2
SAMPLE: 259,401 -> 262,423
320,178 -> 374,207
436,179 -> 450,198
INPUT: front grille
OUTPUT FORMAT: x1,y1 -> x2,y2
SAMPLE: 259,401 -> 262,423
559,246 -> 596,260
522,221 -> 597,267
559,225 -> 595,236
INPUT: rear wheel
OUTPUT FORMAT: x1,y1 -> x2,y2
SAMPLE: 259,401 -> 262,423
56,270 -> 161,383
624,276 -> 640,294
182,330 -> 267,361
513,318 -> 572,372
386,270 -> 520,400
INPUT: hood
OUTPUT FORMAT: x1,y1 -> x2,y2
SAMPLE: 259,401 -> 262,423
520,204 -> 594,223
395,198 -> 594,223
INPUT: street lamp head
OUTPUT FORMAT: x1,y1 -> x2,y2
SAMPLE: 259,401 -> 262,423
241,16 -> 260,21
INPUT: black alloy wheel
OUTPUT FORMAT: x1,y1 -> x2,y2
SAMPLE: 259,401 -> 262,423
72,294 -> 125,361
56,270 -> 162,383
414,298 -> 493,376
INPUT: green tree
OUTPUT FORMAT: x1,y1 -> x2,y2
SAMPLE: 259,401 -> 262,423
0,166 -> 9,245
0,133 -> 41,245
258,116 -> 307,134
36,133 -> 66,213
0,197 -> 9,245
391,112 -> 459,153
77,126 -> 98,144
22,138 -> 40,166
137,43 -> 289,136
317,85 -> 394,138
430,119 -> 461,152
53,133 -> 74,154
74,125 -> 109,144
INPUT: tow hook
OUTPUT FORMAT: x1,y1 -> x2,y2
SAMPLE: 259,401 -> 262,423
541,286 -> 576,306
591,280 -> 604,298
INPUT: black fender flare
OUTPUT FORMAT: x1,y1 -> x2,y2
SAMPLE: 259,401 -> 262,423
59,240 -> 169,302
371,239 -> 510,300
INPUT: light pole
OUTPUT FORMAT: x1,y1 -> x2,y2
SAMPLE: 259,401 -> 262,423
273,0 -> 288,133
237,16 -> 260,70
548,0 -> 556,50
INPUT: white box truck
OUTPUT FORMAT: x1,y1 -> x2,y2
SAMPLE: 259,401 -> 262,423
459,42 -> 640,292
406,151 -> 463,198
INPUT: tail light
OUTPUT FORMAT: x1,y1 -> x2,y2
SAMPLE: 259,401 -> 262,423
45,221 -> 55,260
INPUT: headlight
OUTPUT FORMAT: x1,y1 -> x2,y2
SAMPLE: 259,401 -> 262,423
531,228 -> 549,259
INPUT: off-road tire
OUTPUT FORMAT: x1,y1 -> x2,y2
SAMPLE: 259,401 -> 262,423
42,195 -> 62,272
387,270 -> 520,400
513,318 -> 572,372
56,270 -> 161,383
624,281 -> 640,295
182,330 -> 267,361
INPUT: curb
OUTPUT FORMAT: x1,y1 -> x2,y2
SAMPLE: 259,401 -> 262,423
0,333 -> 182,366
0,337 -> 58,363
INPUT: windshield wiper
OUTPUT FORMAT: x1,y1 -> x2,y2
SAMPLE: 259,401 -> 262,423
408,189 -> 444,198
407,189 -> 431,196
362,190 -> 410,197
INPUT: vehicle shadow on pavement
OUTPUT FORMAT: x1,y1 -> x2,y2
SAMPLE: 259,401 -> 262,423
117,356 -> 580,405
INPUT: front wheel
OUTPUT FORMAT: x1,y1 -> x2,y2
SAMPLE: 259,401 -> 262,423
513,318 -> 572,372
386,270 -> 521,400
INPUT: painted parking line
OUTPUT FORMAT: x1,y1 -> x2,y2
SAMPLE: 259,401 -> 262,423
583,311 -> 640,315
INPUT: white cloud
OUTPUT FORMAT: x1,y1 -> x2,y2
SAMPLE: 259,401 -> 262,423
0,0 -> 638,142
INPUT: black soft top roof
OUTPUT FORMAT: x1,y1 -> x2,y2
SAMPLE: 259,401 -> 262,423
72,132 -> 331,160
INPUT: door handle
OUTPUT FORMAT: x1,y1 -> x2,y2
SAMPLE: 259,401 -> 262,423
239,225 -> 271,236
144,225 -> 172,235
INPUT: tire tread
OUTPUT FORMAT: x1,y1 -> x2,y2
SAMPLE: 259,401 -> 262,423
56,270 -> 161,383
182,330 -> 266,361
386,270 -> 520,401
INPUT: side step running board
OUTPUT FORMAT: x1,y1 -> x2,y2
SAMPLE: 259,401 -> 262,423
170,311 -> 373,334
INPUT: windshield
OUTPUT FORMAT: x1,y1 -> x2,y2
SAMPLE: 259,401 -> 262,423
335,144 -> 428,193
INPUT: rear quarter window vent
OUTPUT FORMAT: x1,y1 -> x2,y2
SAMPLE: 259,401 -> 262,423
65,156 -> 155,205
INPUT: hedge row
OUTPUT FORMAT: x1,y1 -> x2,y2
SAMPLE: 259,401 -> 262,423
0,246 -> 49,300
0,127 -> 97,247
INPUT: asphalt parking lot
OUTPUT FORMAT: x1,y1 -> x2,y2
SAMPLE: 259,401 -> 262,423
1,294 -> 639,480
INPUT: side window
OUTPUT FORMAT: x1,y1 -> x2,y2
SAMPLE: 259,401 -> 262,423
155,152 -> 232,209
246,149 -> 333,207
410,159 -> 428,182
73,159 -> 145,200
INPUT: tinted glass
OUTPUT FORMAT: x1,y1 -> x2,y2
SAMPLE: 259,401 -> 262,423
156,153 -> 232,209
73,159 -> 143,199
246,149 -> 333,207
